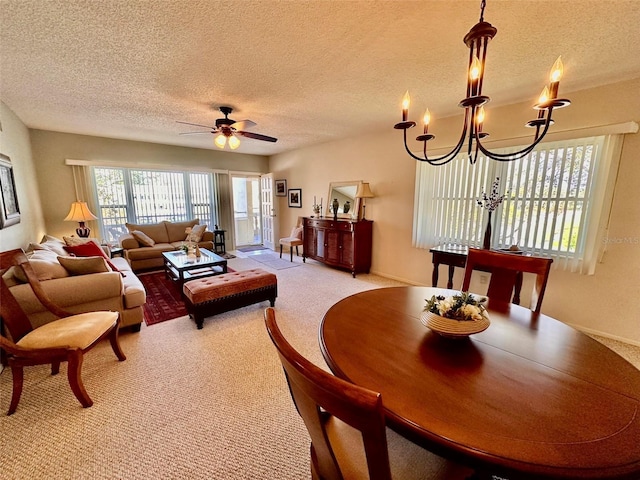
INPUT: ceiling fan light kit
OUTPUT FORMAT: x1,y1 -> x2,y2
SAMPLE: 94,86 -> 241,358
178,106 -> 277,150
394,0 -> 570,166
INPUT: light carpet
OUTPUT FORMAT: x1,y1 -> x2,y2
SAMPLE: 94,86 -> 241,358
246,252 -> 302,270
1,256 -> 639,479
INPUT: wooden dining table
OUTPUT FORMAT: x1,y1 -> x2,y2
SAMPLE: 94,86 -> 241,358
320,286 -> 640,480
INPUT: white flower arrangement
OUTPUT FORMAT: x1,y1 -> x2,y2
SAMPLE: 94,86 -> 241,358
477,177 -> 507,212
424,292 -> 488,322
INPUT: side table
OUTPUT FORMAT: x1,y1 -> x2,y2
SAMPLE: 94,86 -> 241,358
213,229 -> 226,254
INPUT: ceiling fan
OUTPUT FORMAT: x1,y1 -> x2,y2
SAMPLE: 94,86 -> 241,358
177,106 -> 277,150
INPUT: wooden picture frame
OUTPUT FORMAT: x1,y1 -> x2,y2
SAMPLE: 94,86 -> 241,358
275,179 -> 287,197
0,154 -> 20,229
288,188 -> 302,208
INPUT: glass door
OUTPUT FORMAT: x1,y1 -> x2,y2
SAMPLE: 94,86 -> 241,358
231,174 -> 262,247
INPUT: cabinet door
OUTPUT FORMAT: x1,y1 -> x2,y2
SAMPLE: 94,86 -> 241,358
325,229 -> 341,263
340,231 -> 354,266
316,228 -> 326,259
303,226 -> 316,257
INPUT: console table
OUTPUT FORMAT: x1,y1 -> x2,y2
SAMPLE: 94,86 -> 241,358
302,217 -> 372,277
430,244 -> 523,304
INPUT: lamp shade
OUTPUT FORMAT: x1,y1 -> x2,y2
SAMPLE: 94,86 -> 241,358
64,202 -> 97,222
356,183 -> 374,198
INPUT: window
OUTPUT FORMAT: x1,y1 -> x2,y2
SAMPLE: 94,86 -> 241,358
413,135 -> 623,274
92,167 -> 220,243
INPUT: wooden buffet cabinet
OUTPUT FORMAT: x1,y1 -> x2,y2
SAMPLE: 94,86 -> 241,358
302,217 -> 372,277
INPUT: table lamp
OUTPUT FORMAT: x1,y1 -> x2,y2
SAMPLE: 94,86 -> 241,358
355,182 -> 374,220
64,201 -> 97,237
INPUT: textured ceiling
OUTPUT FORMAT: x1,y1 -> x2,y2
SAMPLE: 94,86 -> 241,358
1,0 -> 640,156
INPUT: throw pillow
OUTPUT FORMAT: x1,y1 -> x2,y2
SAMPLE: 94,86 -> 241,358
186,224 -> 207,242
131,230 -> 156,247
27,235 -> 68,256
63,236 -> 102,248
63,242 -> 123,275
13,250 -> 70,282
58,256 -> 111,276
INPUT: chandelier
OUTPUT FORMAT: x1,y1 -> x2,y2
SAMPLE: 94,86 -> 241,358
394,0 -> 570,165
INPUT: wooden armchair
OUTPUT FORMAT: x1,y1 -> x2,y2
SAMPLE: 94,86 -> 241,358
461,248 -> 553,313
264,307 -> 469,479
0,249 -> 126,415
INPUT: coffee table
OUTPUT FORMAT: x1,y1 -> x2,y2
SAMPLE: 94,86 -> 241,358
162,248 -> 227,286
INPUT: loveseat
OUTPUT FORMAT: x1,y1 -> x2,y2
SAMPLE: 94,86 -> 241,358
119,219 -> 214,272
3,236 -> 146,332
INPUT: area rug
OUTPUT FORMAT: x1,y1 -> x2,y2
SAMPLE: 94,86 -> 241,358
138,271 -> 188,326
236,245 -> 268,253
249,253 -> 301,270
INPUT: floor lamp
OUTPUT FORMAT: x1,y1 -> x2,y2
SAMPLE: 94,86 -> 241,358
355,183 -> 374,220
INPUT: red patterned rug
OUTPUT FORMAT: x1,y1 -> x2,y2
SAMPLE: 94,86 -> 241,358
138,268 -> 236,326
138,271 -> 188,326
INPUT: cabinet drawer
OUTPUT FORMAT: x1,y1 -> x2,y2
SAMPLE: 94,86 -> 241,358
307,219 -> 353,231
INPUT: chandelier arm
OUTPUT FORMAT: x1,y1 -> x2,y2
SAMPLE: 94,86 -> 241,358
419,110 -> 471,165
474,111 -> 554,161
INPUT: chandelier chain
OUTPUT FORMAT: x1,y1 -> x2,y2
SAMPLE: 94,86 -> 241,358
479,0 -> 486,22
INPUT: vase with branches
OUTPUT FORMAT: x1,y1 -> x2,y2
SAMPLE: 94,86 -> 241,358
477,177 -> 507,250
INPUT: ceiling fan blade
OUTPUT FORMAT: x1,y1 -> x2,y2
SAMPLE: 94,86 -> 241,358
237,131 -> 278,143
230,119 -> 257,131
177,120 -> 216,129
179,131 -> 213,135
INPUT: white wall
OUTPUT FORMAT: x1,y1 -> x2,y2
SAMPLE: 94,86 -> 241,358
28,130 -> 269,239
270,78 -> 640,345
0,101 -> 46,251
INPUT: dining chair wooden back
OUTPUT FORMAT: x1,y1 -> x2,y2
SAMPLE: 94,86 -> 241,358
264,307 -> 393,480
461,248 -> 553,313
0,249 -> 126,415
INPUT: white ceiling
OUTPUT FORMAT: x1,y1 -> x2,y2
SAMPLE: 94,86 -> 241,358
2,0 -> 639,156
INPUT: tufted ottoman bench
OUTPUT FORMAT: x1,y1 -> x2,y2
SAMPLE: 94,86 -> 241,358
182,269 -> 277,329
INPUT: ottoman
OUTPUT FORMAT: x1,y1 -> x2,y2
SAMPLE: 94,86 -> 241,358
183,269 -> 277,329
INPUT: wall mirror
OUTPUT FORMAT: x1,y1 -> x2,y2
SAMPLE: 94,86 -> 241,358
326,181 -> 362,220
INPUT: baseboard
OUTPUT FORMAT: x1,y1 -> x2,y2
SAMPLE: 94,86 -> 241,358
565,323 -> 640,347
368,269 -> 421,286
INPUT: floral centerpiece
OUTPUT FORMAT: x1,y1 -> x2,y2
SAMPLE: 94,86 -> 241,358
421,292 -> 490,338
477,177 -> 507,249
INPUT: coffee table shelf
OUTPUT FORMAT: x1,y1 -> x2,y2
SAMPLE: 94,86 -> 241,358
162,248 -> 227,286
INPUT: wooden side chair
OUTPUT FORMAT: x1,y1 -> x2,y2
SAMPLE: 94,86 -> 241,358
279,216 -> 303,262
264,307 -> 470,480
461,248 -> 553,313
0,249 -> 126,415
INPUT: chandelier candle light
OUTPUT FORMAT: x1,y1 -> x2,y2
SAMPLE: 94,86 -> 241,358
394,0 -> 570,165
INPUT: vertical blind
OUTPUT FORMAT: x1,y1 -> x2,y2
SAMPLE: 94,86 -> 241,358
91,167 -> 224,243
413,134 -> 623,274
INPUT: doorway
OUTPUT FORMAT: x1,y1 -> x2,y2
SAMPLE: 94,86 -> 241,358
231,174 -> 262,248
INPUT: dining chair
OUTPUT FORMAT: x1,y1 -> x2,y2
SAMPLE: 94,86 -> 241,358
279,216 -> 303,262
461,248 -> 553,313
264,307 -> 472,480
0,249 -> 126,415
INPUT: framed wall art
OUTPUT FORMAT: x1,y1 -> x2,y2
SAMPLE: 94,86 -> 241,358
275,179 -> 287,197
288,188 -> 302,208
0,153 -> 20,229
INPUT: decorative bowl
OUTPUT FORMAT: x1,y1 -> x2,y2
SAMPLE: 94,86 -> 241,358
420,311 -> 490,339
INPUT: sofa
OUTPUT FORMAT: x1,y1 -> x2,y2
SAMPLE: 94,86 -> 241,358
119,219 -> 215,272
3,236 -> 146,332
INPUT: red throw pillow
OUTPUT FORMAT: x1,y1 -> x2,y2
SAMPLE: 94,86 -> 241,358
63,242 -> 124,276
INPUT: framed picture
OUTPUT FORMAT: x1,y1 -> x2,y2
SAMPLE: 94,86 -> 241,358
0,154 -> 20,229
275,179 -> 287,197
288,188 -> 302,208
